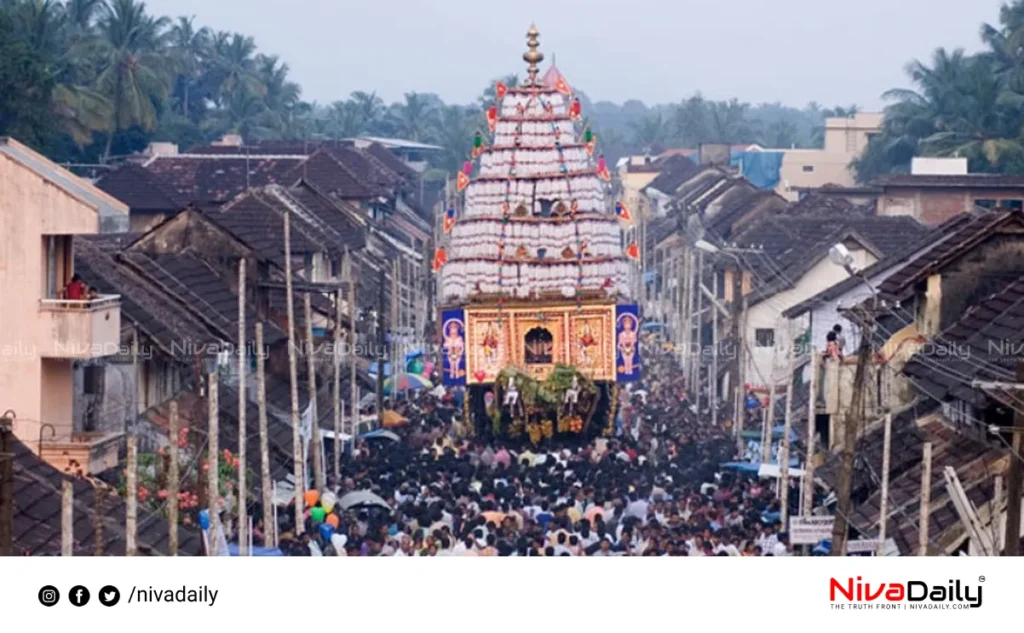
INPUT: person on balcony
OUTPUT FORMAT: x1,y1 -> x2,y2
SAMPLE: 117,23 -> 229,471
63,274 -> 87,301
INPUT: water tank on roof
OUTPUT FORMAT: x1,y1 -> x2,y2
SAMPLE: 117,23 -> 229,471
911,157 -> 967,176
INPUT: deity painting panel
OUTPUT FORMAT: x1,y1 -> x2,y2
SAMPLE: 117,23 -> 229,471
568,308 -> 615,381
440,308 -> 467,386
465,312 -> 510,384
615,304 -> 642,382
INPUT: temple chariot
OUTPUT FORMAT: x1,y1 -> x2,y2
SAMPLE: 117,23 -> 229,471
436,25 -> 641,442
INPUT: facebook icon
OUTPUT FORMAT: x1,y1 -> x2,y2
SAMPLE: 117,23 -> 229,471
69,585 -> 90,607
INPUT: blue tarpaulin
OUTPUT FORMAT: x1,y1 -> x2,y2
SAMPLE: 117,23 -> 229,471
227,544 -> 283,556
731,150 -> 785,190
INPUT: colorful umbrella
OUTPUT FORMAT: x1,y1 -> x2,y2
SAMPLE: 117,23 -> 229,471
384,373 -> 433,394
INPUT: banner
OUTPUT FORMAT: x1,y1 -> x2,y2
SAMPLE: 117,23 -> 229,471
440,308 -> 467,386
615,304 -> 641,382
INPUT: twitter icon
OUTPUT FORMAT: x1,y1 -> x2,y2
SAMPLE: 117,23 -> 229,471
98,586 -> 120,607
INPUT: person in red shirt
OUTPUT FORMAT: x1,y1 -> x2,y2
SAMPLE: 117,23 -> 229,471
64,274 -> 86,301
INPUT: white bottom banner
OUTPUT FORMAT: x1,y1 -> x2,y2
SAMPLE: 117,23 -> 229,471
0,557 -> 1014,632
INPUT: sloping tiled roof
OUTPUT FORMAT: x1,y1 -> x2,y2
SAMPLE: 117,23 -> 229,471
363,142 -> 418,181
841,413 -> 1005,555
119,252 -> 287,347
903,275 -> 1024,404
74,241 -> 227,357
11,435 -> 203,556
288,150 -> 374,199
214,192 -> 326,258
782,212 -> 977,319
786,193 -> 875,217
877,210 -> 1024,301
95,163 -> 187,213
144,155 -> 303,204
642,155 -> 702,195
735,214 -> 929,301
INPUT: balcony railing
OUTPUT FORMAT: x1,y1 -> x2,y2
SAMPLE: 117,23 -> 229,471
38,294 -> 122,359
11,418 -> 123,475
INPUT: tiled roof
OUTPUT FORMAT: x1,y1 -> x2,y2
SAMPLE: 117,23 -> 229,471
11,435 -> 203,555
874,174 -> 1024,189
642,156 -> 702,195
786,193 -> 875,217
277,184 -> 368,253
144,155 -> 303,204
119,252 -> 287,348
903,275 -> 1024,404
735,214 -> 929,303
74,241 -> 227,357
782,213 -> 975,318
838,413 -> 1005,554
363,142 -> 418,181
94,163 -> 187,213
877,210 -> 1024,301
288,150 -> 374,199
214,192 -> 326,258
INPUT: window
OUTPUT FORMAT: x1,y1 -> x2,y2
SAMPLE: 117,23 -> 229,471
524,327 -> 554,364
802,165 -> 815,173
83,365 -> 104,395
755,328 -> 775,347
44,235 -> 73,299
1002,199 -> 1023,211
975,199 -> 998,209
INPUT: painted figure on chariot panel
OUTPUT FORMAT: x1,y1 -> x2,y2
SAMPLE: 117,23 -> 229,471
577,320 -> 598,367
617,313 -> 639,376
480,321 -> 501,368
443,318 -> 466,381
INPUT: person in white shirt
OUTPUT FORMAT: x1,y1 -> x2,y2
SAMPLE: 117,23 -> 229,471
771,534 -> 790,556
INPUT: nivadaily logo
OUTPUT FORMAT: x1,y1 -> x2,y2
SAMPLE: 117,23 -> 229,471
830,576 -> 984,610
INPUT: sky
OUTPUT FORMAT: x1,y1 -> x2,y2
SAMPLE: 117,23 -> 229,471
144,0 -> 1006,110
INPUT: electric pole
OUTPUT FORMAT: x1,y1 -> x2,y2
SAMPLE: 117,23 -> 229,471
1003,361 -> 1024,555
831,313 -> 873,556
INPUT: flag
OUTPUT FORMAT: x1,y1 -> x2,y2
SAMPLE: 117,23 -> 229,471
585,133 -> 597,155
615,202 -> 632,223
443,207 -> 457,233
568,98 -> 581,120
456,172 -> 470,192
554,76 -> 572,95
495,81 -> 508,100
625,242 -> 640,261
597,163 -> 612,181
433,248 -> 448,272
486,106 -> 498,133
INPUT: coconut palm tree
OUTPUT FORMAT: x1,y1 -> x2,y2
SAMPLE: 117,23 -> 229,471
387,92 -> 439,142
168,15 -> 209,118
94,0 -> 169,161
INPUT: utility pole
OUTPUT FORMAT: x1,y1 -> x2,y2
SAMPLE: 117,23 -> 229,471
236,261 -> 247,556
333,288 -> 343,490
304,293 -> 323,493
729,263 -> 743,410
125,434 -> 138,556
685,251 -> 696,385
711,271 -> 719,428
206,371 -> 220,555
0,412 -> 12,557
736,297 -> 748,457
376,266 -> 387,428
803,347 -> 818,518
61,478 -> 73,556
877,412 -> 892,556
283,210 -> 304,533
919,442 -> 932,555
779,331 -> 796,527
347,253 -> 358,440
693,251 -> 704,399
168,400 -> 180,556
255,323 -> 274,548
1004,361 -> 1024,555
762,349 -> 778,465
831,315 -> 873,556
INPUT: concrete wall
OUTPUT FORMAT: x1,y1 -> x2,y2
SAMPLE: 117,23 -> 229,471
0,151 -> 103,446
746,248 -> 876,388
878,188 -> 1024,226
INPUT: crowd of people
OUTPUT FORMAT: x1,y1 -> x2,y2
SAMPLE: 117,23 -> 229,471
272,335 -> 797,557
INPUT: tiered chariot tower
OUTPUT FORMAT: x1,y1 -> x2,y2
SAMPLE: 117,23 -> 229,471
437,25 -> 641,439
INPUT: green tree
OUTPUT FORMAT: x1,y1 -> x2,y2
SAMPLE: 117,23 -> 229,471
0,7 -> 57,149
168,15 -> 209,119
94,0 -> 169,161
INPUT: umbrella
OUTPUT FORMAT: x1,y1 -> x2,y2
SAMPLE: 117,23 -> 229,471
381,409 -> 408,428
384,373 -> 433,394
359,429 -> 401,442
338,490 -> 391,512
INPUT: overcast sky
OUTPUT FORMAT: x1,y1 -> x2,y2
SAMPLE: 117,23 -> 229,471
145,0 -> 1005,110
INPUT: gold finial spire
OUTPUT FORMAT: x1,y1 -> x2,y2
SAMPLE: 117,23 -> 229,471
524,23 -> 544,85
